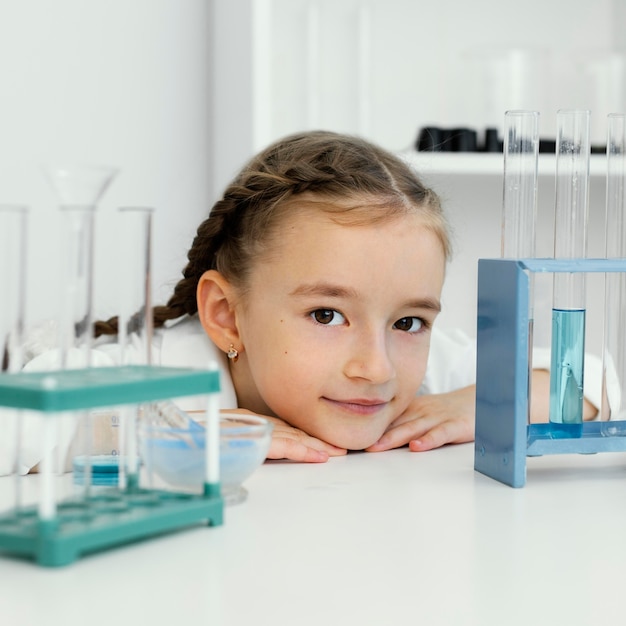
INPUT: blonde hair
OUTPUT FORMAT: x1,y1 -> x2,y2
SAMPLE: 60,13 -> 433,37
95,130 -> 449,336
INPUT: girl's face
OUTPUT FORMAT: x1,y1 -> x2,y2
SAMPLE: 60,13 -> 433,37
231,207 -> 446,450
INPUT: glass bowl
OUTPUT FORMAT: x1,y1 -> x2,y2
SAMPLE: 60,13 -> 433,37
139,414 -> 273,505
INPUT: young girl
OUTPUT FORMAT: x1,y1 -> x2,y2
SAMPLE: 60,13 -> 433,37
20,130 -> 598,469
77,129 -> 474,463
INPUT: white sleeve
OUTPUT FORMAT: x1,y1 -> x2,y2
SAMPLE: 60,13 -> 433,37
532,347 -> 603,415
157,316 -> 238,412
419,326 -> 477,395
420,327 -> 604,414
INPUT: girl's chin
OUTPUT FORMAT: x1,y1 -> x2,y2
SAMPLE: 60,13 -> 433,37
317,427 -> 385,451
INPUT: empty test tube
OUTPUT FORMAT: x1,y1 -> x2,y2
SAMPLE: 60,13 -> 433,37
501,111 -> 539,424
602,113 -> 626,421
0,206 -> 28,508
117,207 -> 154,366
549,110 -> 591,431
501,110 -> 540,260
117,207 -> 155,489
0,205 -> 28,373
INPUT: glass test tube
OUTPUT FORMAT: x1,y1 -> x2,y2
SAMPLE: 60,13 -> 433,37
204,361 -> 221,494
117,207 -> 154,490
0,205 -> 28,510
501,111 -> 540,423
58,205 -> 96,366
549,110 -> 591,430
0,206 -> 28,372
601,113 -> 626,421
501,110 -> 540,260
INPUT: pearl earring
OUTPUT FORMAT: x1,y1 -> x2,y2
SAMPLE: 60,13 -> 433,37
227,344 -> 239,362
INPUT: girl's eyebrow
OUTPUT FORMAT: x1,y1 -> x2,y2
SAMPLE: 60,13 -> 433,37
289,282 -> 442,313
289,282 -> 358,299
405,298 -> 442,313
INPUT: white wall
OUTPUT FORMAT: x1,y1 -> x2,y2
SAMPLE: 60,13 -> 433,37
250,0 -> 621,157
2,0 -> 622,351
0,1 -> 212,327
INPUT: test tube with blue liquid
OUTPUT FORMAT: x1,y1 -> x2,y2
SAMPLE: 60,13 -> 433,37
601,113 -> 626,421
549,110 -> 591,435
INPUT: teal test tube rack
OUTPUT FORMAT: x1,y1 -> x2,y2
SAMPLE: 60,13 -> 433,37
0,365 -> 222,566
474,258 -> 626,487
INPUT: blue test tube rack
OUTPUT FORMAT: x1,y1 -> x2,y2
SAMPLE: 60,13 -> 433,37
474,257 -> 626,487
0,365 -> 223,566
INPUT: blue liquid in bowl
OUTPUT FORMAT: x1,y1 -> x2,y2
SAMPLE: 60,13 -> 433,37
141,416 -> 272,497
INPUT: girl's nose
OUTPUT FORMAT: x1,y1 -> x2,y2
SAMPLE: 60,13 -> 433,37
343,331 -> 395,384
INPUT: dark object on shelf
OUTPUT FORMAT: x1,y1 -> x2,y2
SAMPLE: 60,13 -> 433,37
416,127 -> 468,152
416,125 -> 608,155
416,126 -> 497,152
450,128 -> 478,152
538,139 -> 605,153
439,128 -> 455,151
416,127 -> 444,151
538,138 -> 556,153
483,128 -> 502,152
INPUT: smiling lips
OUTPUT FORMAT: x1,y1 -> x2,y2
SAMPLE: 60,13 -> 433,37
323,397 -> 390,415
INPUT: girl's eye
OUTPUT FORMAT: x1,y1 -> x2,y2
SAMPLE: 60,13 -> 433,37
394,317 -> 423,333
310,309 -> 345,326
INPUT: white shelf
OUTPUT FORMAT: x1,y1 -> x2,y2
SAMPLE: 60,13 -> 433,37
400,151 -> 608,178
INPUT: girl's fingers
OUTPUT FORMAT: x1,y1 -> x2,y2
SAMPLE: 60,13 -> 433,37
267,428 -> 347,463
408,419 -> 472,452
367,415 -> 472,452
267,437 -> 330,463
366,417 -> 434,451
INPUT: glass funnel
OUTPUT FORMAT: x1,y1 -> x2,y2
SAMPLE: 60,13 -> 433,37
43,164 -> 119,368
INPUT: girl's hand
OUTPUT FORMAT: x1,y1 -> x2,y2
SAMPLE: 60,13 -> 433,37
218,409 -> 347,463
365,386 -> 476,453
265,415 -> 348,462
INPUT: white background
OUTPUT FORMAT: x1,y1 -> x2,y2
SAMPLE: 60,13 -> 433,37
0,0 -> 624,352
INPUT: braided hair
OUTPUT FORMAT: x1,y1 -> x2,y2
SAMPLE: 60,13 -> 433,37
95,130 -> 449,337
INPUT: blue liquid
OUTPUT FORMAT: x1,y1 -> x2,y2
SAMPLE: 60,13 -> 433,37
549,309 -> 585,436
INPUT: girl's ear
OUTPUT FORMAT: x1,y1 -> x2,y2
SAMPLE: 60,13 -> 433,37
196,270 -> 241,353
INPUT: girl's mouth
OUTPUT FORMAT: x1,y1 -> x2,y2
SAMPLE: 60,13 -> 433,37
322,397 -> 389,416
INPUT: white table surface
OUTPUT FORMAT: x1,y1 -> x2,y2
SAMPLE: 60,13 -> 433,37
2,443 -> 626,626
